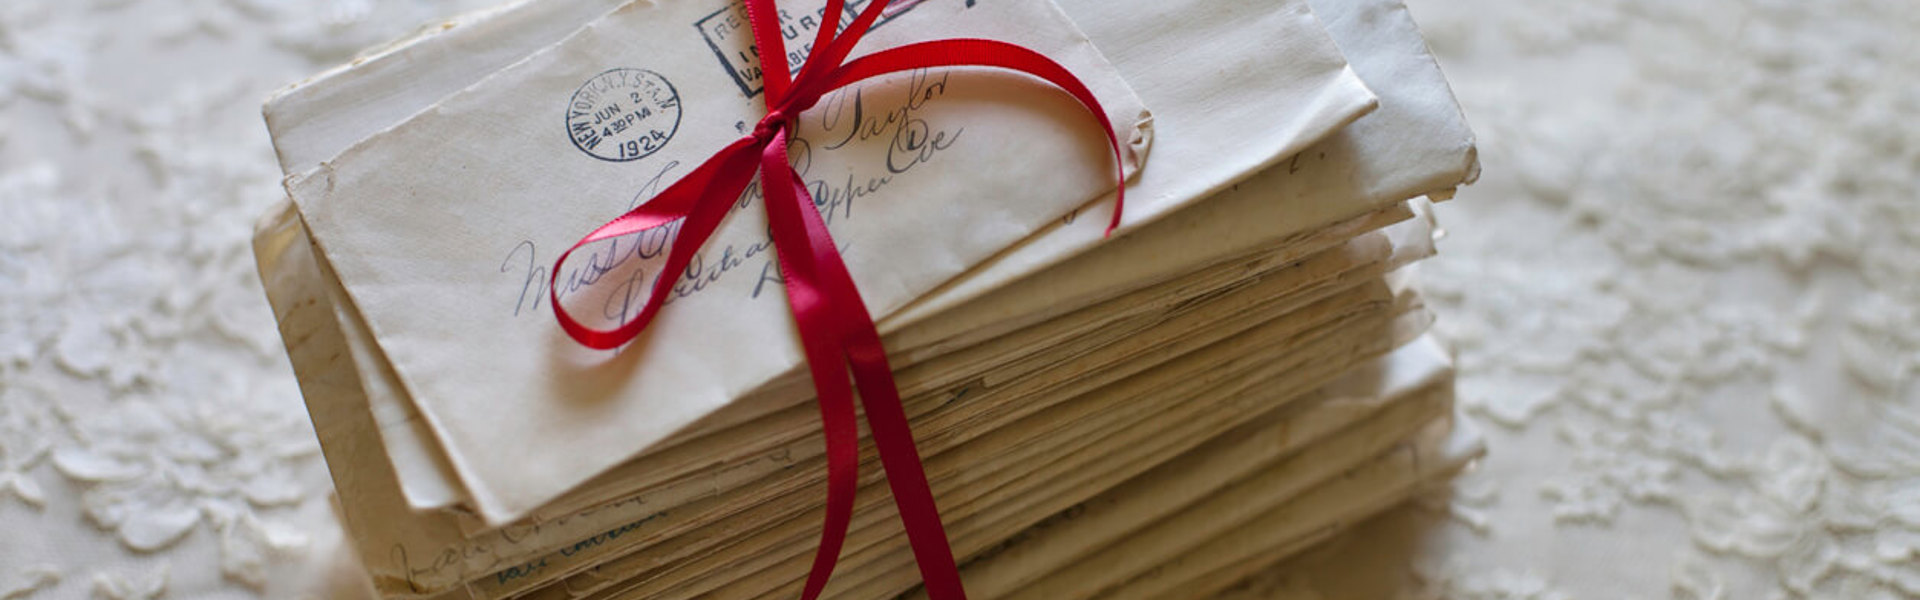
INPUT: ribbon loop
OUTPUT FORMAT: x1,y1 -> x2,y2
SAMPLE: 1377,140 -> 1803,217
550,2 -> 1131,598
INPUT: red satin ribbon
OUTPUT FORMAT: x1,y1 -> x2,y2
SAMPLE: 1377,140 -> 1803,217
549,1 -> 1126,597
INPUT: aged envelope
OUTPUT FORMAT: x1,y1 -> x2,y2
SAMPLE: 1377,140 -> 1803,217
1037,415 -> 1479,600
883,0 -> 1478,341
510,269 -> 1428,599
291,0 -> 1158,524
252,214 -> 475,597
259,2 -> 1466,596
273,0 -> 1381,521
945,334 -> 1455,598
575,229 -> 1434,598
254,0 -> 1467,592
253,197 -> 1423,596
265,0 -> 630,173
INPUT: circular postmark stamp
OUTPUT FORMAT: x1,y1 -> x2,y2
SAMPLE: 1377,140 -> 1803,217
565,68 -> 682,162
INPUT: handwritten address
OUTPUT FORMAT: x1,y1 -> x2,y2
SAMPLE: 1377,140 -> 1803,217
502,70 -> 960,326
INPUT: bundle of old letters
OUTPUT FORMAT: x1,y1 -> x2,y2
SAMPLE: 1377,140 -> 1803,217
250,0 -> 1483,597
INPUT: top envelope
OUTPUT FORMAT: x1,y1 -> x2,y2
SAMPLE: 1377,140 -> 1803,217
292,0 -> 1155,523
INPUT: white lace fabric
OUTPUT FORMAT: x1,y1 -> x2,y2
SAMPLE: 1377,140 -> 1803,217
0,1 -> 492,598
1227,0 -> 1920,598
3,0 -> 1917,598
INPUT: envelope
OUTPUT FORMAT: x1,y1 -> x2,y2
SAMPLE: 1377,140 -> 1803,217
749,268 -> 1444,600
253,0 -> 1473,592
271,0 -> 1379,525
290,0 -> 1164,524
519,231 -> 1439,599
265,0 -> 631,173
1027,411 -> 1481,600
941,333 -> 1458,598
883,0 -> 1478,341
253,196 -> 1424,596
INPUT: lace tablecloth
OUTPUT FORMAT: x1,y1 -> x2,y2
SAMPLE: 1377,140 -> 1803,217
3,0 -> 1916,598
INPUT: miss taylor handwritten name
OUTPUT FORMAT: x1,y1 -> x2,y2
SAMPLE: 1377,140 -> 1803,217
503,71 -> 961,325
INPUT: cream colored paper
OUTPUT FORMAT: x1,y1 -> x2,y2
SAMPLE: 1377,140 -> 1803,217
804,269 -> 1442,600
264,0 -> 630,173
268,0 -> 633,515
884,0 -> 1478,341
267,0 -> 631,513
292,0 -> 1156,525
291,0 -> 1414,518
250,211 -> 476,597
251,1 -> 1469,590
1091,416 -> 1481,600
275,0 -> 1389,523
943,334 -> 1456,599
988,399 -> 1456,600
249,195 -> 1423,596
253,2 -> 1473,594
544,276 -> 1430,600
254,0 -> 1466,572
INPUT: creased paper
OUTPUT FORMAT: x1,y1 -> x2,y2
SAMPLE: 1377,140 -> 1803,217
268,0 -> 1380,522
291,0 -> 1154,523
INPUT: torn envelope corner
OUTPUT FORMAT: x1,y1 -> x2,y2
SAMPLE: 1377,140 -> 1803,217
1459,141 -> 1482,186
1421,140 -> 1479,205
1124,107 -> 1154,180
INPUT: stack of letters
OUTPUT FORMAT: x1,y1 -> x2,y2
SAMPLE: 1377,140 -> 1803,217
251,0 -> 1483,597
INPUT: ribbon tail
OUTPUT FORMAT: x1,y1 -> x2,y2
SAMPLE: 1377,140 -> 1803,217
786,287 -> 862,600
756,132 -> 868,600
771,147 -> 969,600
843,325 -> 967,600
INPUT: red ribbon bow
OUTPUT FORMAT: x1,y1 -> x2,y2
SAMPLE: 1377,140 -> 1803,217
549,0 -> 1126,597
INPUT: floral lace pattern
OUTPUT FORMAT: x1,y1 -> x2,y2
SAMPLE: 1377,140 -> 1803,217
0,0 -> 488,597
5,0 -> 1917,598
1240,0 -> 1920,598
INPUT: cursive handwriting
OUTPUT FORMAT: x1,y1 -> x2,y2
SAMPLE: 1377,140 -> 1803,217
385,440 -> 818,590
390,539 -> 496,592
503,72 -> 964,322
556,511 -> 664,558
817,69 -> 963,174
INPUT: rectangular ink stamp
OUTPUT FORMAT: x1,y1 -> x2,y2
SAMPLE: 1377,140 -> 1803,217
696,0 -> 942,98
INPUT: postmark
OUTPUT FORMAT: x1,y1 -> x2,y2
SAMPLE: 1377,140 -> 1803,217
565,68 -> 682,162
